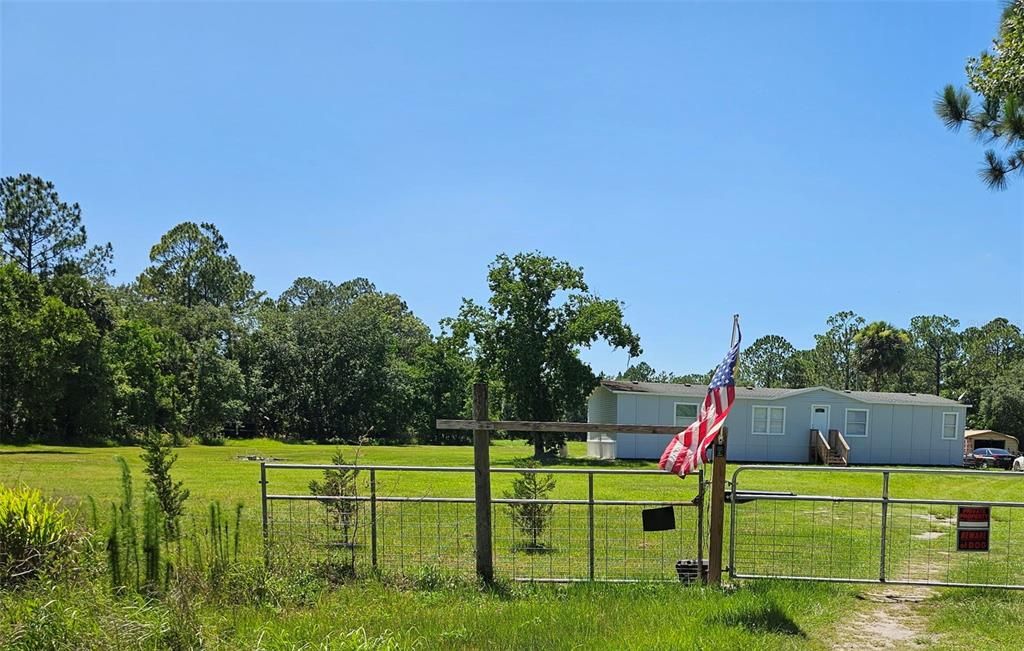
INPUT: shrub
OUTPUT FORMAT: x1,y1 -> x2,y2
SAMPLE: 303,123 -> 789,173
504,462 -> 556,552
198,433 -> 226,446
140,431 -> 190,539
309,450 -> 361,569
0,485 -> 77,586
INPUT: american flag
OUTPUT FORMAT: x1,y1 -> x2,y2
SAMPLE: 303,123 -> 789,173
659,325 -> 741,477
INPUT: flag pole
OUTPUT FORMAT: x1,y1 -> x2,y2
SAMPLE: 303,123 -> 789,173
707,314 -> 739,586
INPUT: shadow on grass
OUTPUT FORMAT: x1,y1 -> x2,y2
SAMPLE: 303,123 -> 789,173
715,602 -> 806,637
511,544 -> 557,555
504,455 -> 650,469
0,449 -> 83,455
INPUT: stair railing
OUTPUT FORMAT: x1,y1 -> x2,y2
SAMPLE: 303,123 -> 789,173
830,429 -> 850,465
811,428 -> 831,464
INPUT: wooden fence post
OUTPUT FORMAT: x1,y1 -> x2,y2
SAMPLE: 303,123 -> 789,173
707,426 -> 728,585
472,382 -> 494,584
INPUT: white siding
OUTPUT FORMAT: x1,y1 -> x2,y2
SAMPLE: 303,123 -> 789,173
604,388 -> 968,466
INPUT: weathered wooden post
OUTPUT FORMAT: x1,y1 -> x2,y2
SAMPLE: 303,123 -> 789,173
472,382 -> 494,583
707,426 -> 728,585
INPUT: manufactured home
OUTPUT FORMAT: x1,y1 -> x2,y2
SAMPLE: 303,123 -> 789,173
587,380 -> 968,466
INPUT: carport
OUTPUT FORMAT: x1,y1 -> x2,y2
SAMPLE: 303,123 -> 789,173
965,429 -> 1019,455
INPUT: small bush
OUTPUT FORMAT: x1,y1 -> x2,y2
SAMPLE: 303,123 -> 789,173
198,433 -> 225,446
505,462 -> 556,553
140,431 -> 190,540
309,450 -> 361,570
0,485 -> 77,586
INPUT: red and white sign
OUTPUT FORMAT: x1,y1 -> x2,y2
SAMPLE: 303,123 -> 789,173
956,506 -> 991,552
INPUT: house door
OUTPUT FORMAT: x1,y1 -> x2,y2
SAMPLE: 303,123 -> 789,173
810,405 -> 830,435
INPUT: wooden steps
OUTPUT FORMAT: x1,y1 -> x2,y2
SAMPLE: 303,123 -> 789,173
811,428 -> 850,466
826,451 -> 847,466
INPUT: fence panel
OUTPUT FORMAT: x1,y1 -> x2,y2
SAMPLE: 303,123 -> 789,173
729,465 -> 1024,589
261,464 -> 704,583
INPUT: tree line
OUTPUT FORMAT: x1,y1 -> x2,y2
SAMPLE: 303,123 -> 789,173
2,174 -> 1021,452
621,311 -> 1024,436
0,175 -> 641,454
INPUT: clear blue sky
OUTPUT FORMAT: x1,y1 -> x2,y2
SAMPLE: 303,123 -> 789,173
2,2 -> 1021,376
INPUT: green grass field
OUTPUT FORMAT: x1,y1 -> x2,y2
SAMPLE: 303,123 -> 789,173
4,439 -> 1024,649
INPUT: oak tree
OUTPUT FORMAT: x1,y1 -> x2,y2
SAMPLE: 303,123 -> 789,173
448,252 -> 641,458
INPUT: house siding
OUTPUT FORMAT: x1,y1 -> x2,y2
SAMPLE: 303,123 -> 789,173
589,387 -> 968,466
585,387 -> 619,458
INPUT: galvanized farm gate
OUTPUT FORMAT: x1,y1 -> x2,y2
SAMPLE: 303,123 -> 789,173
728,465 -> 1024,589
260,463 -> 705,582
260,382 -> 729,585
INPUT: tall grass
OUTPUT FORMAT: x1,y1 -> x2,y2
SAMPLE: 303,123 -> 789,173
0,576 -> 860,650
104,456 -> 246,598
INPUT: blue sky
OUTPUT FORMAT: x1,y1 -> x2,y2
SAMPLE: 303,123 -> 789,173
2,2 -> 1021,376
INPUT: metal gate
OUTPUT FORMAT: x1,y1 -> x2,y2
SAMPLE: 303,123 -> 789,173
728,465 -> 1024,589
261,463 -> 706,582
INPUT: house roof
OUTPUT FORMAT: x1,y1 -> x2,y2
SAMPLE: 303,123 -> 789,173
598,380 -> 969,408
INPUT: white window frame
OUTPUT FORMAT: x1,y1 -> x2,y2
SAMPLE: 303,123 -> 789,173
673,402 -> 699,428
941,412 -> 959,440
844,408 -> 870,438
752,405 -> 786,436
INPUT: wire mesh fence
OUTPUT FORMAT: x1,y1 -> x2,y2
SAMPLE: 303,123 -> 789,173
262,464 -> 705,582
729,466 -> 1024,589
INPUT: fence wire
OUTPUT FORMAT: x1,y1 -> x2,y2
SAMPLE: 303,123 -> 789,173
262,465 -> 704,582
729,466 -> 1024,590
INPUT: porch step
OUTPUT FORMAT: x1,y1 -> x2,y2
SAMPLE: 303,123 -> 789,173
826,452 -> 847,466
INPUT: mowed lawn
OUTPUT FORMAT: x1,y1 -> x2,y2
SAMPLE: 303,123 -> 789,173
7,438 -> 1022,512
5,439 -> 1024,649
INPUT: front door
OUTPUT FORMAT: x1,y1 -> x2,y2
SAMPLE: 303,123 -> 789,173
810,405 -> 830,436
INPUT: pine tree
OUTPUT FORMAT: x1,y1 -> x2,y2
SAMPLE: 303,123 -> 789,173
936,1 -> 1024,189
505,462 -> 556,552
140,432 -> 190,539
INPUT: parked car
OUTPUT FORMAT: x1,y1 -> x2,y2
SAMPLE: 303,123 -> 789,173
964,447 -> 1016,469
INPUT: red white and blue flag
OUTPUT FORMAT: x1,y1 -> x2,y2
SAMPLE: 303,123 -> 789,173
659,322 -> 741,477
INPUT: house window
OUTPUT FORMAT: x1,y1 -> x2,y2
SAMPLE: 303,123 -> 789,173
845,409 -> 869,437
942,412 -> 958,440
675,403 -> 698,428
753,406 -> 785,436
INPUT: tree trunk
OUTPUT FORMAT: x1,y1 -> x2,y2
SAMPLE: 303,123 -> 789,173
533,432 -> 544,459
935,353 -> 942,396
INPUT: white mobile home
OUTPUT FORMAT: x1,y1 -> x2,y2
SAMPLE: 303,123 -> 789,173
587,380 -> 968,466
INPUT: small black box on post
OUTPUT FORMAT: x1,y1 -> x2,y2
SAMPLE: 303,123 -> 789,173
675,559 -> 710,584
